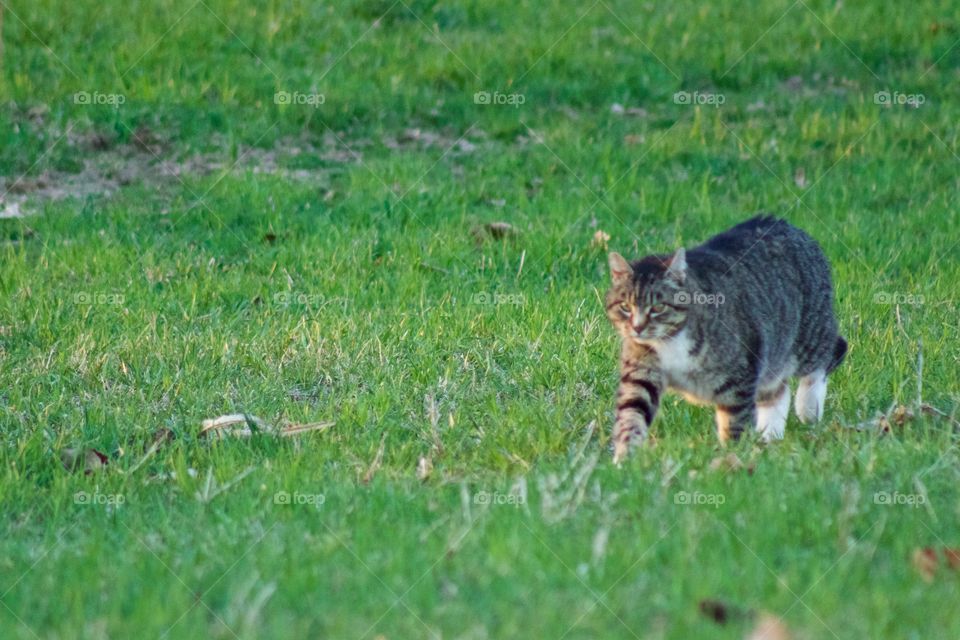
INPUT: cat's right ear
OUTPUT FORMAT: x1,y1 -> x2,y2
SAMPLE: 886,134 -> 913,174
608,252 -> 632,285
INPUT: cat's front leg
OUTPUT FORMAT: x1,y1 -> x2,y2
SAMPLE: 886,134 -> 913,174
612,342 -> 664,464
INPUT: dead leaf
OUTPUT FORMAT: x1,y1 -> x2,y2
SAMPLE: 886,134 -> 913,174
793,168 -> 808,189
591,230 -> 610,249
61,448 -> 108,474
416,456 -> 432,481
131,125 -> 165,152
746,613 -> 792,640
943,547 -> 960,571
699,598 -> 750,624
471,221 -> 517,243
201,414 -> 269,437
944,548 -> 960,570
891,404 -> 915,426
912,547 -> 938,582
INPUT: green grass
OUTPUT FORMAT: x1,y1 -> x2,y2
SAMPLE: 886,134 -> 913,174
2,0 -> 960,637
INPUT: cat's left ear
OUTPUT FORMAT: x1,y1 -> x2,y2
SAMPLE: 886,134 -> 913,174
666,248 -> 686,284
608,252 -> 632,285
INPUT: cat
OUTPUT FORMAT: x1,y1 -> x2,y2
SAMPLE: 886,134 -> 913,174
604,216 -> 847,463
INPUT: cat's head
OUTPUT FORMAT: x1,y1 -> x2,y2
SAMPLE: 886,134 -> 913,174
605,249 -> 689,342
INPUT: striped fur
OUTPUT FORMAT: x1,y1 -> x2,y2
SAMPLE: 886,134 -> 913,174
612,342 -> 664,463
606,217 -> 847,462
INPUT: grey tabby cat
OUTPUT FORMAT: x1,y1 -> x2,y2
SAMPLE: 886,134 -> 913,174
605,216 -> 846,463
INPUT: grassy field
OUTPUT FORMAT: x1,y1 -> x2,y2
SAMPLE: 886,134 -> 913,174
2,1 -> 960,637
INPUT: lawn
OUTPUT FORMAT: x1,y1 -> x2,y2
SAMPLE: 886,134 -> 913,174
1,1 -> 959,638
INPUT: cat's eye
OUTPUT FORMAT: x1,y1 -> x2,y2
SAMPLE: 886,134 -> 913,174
618,303 -> 631,316
650,304 -> 666,315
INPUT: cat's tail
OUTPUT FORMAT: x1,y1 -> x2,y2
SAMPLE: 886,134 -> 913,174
826,336 -> 847,373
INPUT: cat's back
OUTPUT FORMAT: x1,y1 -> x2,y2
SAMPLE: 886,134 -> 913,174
698,216 -> 815,259
688,215 -> 829,281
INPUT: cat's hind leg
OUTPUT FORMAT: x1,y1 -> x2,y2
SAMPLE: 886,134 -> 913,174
716,402 -> 756,443
795,369 -> 827,424
756,382 -> 790,441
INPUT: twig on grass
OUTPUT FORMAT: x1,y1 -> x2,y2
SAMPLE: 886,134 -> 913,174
847,337 -> 957,433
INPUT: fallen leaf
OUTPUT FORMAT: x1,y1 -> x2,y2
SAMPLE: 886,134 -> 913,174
61,448 -> 108,474
793,168 -> 808,189
590,229 -> 611,249
945,548 -> 960,570
416,456 -> 432,481
201,413 -> 269,437
699,599 -> 750,624
471,221 -> 517,243
131,125 -> 165,152
912,547 -> 938,582
746,613 -> 792,640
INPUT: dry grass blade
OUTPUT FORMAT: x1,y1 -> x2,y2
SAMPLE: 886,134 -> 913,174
279,421 -> 335,436
200,414 -> 334,438
201,414 -> 270,438
362,433 -> 388,484
125,430 -> 174,475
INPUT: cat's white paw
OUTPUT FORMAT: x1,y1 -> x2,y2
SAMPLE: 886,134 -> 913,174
756,386 -> 790,441
796,370 -> 827,424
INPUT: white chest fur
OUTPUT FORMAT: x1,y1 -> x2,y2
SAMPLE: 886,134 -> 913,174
643,330 -> 712,405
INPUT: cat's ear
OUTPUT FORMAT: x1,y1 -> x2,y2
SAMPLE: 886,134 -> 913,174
608,252 -> 632,285
666,248 -> 686,284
